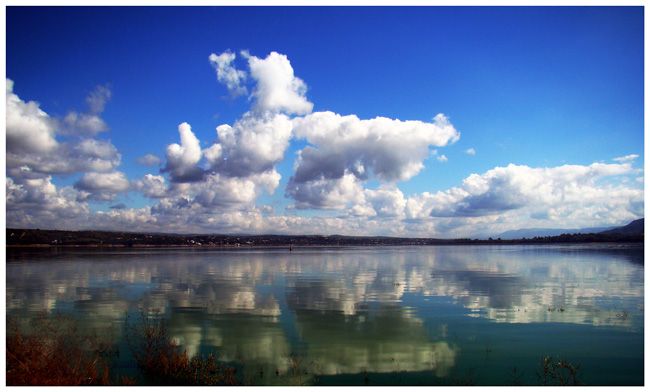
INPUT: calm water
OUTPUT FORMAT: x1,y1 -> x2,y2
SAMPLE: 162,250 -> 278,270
6,244 -> 644,385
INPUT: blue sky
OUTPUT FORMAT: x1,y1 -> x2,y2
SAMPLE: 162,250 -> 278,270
6,6 -> 644,237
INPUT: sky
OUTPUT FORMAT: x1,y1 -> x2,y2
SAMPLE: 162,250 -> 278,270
5,6 -> 644,238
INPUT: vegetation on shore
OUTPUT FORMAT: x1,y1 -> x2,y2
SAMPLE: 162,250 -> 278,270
6,314 -> 116,386
124,313 -> 238,386
7,312 -> 238,386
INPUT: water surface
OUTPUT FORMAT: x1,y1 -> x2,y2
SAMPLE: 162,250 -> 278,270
6,244 -> 644,385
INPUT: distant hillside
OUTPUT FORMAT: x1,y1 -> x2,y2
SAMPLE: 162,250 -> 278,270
498,219 -> 643,240
498,226 -> 614,240
600,218 -> 644,236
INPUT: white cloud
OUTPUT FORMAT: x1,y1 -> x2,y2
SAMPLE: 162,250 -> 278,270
131,168 -> 280,226
137,154 -> 162,167
75,139 -> 119,161
287,112 -> 459,208
159,115 -> 289,203
364,186 -> 407,218
437,154 -> 448,163
202,143 -> 222,166
209,112 -> 293,179
92,207 -> 157,230
395,162 -> 644,237
7,176 -> 89,228
6,79 -> 58,154
190,170 -> 281,209
288,171 -> 367,211
192,173 -> 265,208
6,81 -> 122,181
74,171 -> 130,201
164,122 -> 204,182
133,174 -> 168,198
245,51 -> 313,115
62,112 -> 108,135
8,140 -> 121,179
8,51 -> 642,239
6,78 -> 127,213
60,85 -> 111,136
209,51 -> 247,96
613,154 -> 639,163
292,111 -> 459,182
285,177 -> 409,219
86,84 -> 112,114
10,156 -> 642,238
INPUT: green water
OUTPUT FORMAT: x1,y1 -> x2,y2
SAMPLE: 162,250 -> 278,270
6,244 -> 644,385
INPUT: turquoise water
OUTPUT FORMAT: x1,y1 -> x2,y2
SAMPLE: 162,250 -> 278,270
6,244 -> 644,385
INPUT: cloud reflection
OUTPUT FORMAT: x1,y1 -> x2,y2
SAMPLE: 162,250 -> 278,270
6,245 -> 643,382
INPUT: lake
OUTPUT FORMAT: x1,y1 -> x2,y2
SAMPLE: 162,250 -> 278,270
6,244 -> 644,385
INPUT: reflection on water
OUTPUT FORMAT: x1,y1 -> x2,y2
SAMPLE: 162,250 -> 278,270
290,305 -> 457,377
6,245 -> 644,385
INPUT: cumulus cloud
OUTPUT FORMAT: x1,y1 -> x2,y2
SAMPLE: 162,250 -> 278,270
465,148 -> 476,156
74,171 -> 130,201
613,154 -> 639,163
166,170 -> 280,210
8,51 -> 642,239
7,176 -> 89,228
200,50 -> 460,215
163,122 -> 205,182
10,157 -> 642,238
292,112 -> 459,182
422,163 -> 639,218
288,171 -> 367,211
61,84 -> 111,136
133,174 -> 168,198
6,80 -> 122,182
8,141 -> 121,180
160,50 -> 311,200
365,186 -> 407,218
92,206 -> 158,231
244,51 -> 313,115
192,171 -> 280,208
374,162 -> 644,238
6,79 -> 58,154
286,177 -> 411,220
437,154 -> 448,163
75,139 -> 119,162
209,51 -> 247,96
137,154 -> 162,167
209,112 -> 293,178
287,112 -> 460,209
157,115 -> 287,210
62,112 -> 108,135
202,143 -> 222,166
6,80 -> 133,230
129,167 -> 281,232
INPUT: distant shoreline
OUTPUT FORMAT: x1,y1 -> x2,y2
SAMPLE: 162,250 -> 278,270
6,227 -> 643,249
6,242 -> 644,250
